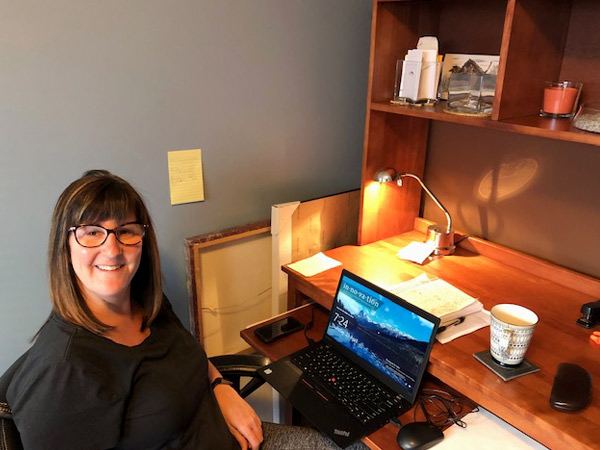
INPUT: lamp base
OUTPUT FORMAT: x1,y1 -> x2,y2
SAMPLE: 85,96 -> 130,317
427,225 -> 455,256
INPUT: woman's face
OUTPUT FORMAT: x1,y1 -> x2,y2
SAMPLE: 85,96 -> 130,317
69,216 -> 142,307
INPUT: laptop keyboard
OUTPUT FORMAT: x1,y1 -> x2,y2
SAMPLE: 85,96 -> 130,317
291,344 -> 403,424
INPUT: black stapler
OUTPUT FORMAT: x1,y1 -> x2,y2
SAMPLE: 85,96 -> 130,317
576,300 -> 600,328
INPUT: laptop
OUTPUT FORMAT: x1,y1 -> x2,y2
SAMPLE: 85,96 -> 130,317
258,270 -> 440,448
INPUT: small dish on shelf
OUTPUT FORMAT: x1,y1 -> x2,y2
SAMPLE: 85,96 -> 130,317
573,103 -> 600,134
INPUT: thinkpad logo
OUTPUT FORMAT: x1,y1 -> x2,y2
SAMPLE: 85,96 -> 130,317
333,429 -> 350,437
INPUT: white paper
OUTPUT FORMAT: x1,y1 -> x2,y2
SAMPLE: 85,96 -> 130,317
416,36 -> 439,52
399,49 -> 423,102
388,275 -> 484,338
417,49 -> 438,100
395,278 -> 479,319
436,406 -> 548,449
287,252 -> 342,277
436,310 -> 490,344
397,241 -> 435,264
389,273 -> 432,294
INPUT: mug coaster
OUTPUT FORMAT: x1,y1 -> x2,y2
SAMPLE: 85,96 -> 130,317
473,350 -> 540,381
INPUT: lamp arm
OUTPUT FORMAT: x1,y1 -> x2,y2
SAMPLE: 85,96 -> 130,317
398,172 -> 453,234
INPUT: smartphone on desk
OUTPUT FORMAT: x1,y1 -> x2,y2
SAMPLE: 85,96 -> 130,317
254,317 -> 304,344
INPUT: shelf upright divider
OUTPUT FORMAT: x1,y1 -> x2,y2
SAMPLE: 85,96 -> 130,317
359,1 -> 436,245
493,0 -> 573,120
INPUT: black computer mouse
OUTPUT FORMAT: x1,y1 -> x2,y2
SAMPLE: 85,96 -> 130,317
396,422 -> 444,450
550,363 -> 592,412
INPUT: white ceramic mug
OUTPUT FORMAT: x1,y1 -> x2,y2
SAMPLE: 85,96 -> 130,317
490,304 -> 538,366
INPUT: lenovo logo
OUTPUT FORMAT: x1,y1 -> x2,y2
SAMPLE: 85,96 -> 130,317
333,429 -> 350,437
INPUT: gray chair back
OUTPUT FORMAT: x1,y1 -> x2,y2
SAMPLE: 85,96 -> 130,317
0,351 -> 28,450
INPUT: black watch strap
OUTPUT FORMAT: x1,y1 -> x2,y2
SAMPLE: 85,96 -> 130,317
211,377 -> 234,390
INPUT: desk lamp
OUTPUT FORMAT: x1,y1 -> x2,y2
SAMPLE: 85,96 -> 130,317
374,168 -> 455,256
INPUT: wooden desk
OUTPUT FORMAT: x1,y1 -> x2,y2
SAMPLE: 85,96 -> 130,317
241,303 -> 472,450
281,223 -> 600,450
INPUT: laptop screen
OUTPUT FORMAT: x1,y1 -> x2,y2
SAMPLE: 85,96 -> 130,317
325,270 -> 439,402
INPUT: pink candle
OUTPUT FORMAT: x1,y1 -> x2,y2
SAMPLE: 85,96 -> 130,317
543,86 -> 578,115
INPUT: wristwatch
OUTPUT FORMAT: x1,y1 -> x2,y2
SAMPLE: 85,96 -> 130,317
211,377 -> 234,390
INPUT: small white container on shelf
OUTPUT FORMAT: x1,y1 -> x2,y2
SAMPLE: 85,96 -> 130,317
393,58 -> 442,105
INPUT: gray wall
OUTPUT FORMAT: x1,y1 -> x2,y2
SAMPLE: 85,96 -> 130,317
0,1 -> 372,370
423,122 -> 600,280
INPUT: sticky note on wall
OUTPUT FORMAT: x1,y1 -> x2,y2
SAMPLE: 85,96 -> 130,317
168,149 -> 205,205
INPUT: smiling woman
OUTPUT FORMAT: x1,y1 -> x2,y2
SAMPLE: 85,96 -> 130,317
4,171 -> 246,450
3,170 -> 369,450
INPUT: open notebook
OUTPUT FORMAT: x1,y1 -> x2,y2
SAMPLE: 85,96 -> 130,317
389,274 -> 482,325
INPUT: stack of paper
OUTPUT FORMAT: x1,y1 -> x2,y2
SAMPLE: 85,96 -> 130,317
389,274 -> 483,326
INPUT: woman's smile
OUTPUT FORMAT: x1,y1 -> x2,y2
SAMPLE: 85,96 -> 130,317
96,264 -> 125,271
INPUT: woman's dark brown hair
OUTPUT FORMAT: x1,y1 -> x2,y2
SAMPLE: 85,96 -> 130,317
48,170 -> 162,334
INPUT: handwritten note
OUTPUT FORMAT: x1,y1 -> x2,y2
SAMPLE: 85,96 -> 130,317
399,279 -> 476,316
390,273 -> 431,294
389,275 -> 481,323
168,149 -> 205,205
389,274 -> 487,344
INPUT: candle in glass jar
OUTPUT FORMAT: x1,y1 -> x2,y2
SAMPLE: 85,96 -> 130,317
543,87 -> 579,114
540,81 -> 582,118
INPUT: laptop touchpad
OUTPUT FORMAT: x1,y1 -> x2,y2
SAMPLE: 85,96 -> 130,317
262,360 -> 304,397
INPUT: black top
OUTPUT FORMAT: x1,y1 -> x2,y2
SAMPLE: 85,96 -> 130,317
6,303 -> 239,450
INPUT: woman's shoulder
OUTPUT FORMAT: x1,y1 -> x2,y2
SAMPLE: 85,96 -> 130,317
29,314 -> 80,363
7,317 -> 127,450
8,316 -> 128,408
14,315 -> 124,389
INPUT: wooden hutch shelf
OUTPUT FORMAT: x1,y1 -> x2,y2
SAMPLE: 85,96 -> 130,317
371,101 -> 600,146
359,0 -> 600,245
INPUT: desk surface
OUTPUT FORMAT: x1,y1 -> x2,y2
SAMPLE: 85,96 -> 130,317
281,227 -> 600,449
241,303 -> 472,450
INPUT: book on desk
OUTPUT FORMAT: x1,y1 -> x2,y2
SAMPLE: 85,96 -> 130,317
387,274 -> 486,342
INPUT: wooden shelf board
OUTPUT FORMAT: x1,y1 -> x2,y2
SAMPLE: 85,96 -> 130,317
371,101 -> 600,146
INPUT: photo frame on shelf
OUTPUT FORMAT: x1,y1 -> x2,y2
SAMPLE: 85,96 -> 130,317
439,54 -> 500,100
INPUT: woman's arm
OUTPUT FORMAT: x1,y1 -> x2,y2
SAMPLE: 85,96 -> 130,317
208,361 -> 263,450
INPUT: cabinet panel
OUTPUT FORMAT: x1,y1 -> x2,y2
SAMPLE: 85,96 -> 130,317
370,1 -> 438,103
436,0 -> 506,55
560,0 -> 600,104
493,0 -> 572,120
359,111 -> 428,244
